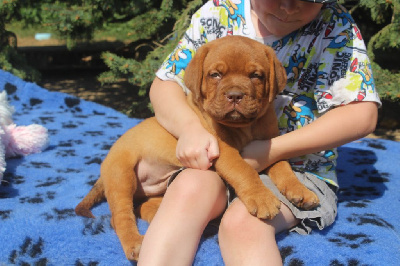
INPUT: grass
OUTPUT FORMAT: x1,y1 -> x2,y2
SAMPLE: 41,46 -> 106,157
5,22 -> 49,38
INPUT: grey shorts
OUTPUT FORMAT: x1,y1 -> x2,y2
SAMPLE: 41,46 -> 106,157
169,168 -> 338,235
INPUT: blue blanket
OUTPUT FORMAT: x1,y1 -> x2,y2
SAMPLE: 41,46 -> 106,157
0,69 -> 399,265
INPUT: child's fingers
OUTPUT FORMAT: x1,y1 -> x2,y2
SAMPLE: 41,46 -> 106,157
176,144 -> 210,170
207,136 -> 220,165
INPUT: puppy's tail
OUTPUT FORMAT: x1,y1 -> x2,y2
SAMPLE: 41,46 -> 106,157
75,178 -> 105,218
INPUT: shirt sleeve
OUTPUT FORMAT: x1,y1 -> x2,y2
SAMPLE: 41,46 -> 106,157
155,22 -> 201,93
314,8 -> 381,113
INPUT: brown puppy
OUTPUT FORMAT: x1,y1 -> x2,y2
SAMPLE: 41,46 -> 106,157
75,36 -> 319,261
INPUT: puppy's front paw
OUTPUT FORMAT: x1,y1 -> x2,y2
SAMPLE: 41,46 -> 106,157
240,186 -> 281,220
282,184 -> 320,210
122,234 -> 144,261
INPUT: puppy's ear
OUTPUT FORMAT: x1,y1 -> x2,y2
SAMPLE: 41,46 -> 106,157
264,46 -> 287,102
183,45 -> 209,104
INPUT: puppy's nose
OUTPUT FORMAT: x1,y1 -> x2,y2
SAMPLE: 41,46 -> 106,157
226,91 -> 244,104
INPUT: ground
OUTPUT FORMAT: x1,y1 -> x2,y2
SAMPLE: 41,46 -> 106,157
38,69 -> 136,114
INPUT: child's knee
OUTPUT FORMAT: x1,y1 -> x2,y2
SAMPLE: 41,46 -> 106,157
219,201 -> 252,236
168,169 -> 223,203
219,199 -> 276,240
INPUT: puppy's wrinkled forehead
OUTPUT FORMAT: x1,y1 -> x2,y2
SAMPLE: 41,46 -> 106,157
203,39 -> 268,72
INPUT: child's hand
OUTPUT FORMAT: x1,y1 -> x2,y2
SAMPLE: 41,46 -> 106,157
176,122 -> 219,170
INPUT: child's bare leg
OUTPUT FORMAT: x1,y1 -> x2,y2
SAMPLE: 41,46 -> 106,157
138,168 -> 227,266
219,200 -> 299,266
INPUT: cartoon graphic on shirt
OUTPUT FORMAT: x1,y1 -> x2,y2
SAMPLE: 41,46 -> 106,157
213,0 -> 247,35
325,6 -> 356,50
301,150 -> 336,168
271,31 -> 297,52
324,23 -> 335,38
297,62 -> 320,92
185,31 -> 208,50
317,70 -> 329,86
331,4 -> 353,27
165,47 -> 192,78
315,89 -> 334,113
327,51 -> 352,85
316,91 -> 333,101
353,25 -> 363,40
319,150 -> 336,171
327,30 -> 352,49
283,94 -> 317,132
350,58 -> 375,101
326,11 -> 362,53
285,45 -> 307,83
290,149 -> 337,184
358,66 -> 374,100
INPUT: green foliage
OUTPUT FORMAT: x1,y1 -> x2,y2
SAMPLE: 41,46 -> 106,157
98,0 -> 206,117
349,0 -> 400,59
0,0 -> 18,22
372,63 -> 400,101
0,45 -> 41,81
359,0 -> 394,24
0,0 -> 40,81
13,0 -> 158,48
0,0 -> 18,47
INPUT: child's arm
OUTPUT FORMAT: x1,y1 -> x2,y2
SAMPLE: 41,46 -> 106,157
150,77 -> 219,170
241,101 -> 378,172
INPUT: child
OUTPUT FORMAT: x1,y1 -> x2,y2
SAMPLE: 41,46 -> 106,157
138,0 -> 381,265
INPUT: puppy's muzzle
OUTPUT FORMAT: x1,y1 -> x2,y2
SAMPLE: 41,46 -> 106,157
226,90 -> 244,104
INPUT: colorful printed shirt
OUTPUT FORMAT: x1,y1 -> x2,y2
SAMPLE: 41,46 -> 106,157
156,0 -> 381,187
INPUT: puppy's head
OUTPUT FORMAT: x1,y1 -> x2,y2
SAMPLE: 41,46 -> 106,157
184,36 -> 286,127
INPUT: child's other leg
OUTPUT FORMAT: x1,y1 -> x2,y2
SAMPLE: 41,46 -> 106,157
138,168 -> 227,266
219,200 -> 299,266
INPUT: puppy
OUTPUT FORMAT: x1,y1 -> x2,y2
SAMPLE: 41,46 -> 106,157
75,36 -> 319,260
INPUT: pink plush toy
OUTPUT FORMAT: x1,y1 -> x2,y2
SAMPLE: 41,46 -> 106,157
0,91 -> 49,182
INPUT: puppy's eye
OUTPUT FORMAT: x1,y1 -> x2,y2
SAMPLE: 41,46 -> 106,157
210,72 -> 222,79
250,72 -> 264,80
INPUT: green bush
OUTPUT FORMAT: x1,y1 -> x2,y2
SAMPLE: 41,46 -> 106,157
341,0 -> 400,101
99,0 -> 206,117
0,0 -> 40,81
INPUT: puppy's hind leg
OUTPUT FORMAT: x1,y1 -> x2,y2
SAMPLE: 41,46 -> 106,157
102,154 -> 143,261
135,197 -> 163,223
